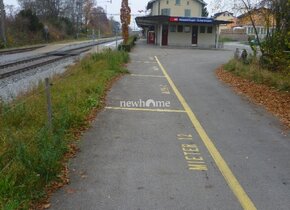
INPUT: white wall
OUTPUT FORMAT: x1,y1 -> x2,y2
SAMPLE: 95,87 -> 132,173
151,1 -> 159,15
168,24 -> 192,45
197,24 -> 216,48
166,23 -> 216,47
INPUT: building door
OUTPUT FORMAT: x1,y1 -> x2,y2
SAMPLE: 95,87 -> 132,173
192,26 -> 198,45
162,25 -> 168,46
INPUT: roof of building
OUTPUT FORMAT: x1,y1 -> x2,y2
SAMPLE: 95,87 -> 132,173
147,0 -> 207,10
213,11 -> 234,18
237,7 -> 271,19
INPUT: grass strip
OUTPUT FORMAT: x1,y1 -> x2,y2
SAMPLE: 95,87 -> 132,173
0,49 -> 129,209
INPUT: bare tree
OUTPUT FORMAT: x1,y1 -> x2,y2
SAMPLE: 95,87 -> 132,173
210,0 -> 236,14
18,0 -> 64,19
89,6 -> 110,36
83,0 -> 94,28
237,0 -> 265,54
5,5 -> 17,19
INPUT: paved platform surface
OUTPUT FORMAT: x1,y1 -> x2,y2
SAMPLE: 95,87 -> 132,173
50,41 -> 290,210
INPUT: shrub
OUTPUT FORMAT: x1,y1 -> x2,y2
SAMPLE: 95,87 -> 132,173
118,35 -> 138,52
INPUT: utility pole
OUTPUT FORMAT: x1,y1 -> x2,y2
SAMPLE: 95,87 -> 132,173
0,0 -> 7,46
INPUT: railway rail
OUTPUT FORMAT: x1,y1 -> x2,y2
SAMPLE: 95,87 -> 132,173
0,45 -> 46,56
0,38 -> 120,79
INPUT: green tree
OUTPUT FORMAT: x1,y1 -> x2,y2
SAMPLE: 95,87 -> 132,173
234,0 -> 289,71
19,9 -> 43,31
260,0 -> 290,71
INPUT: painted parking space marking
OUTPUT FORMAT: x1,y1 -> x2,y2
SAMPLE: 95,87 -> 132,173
153,66 -> 159,71
182,144 -> 208,171
177,134 -> 208,171
155,56 -> 257,210
177,134 -> 193,140
160,84 -> 171,94
130,74 -> 165,78
105,106 -> 186,113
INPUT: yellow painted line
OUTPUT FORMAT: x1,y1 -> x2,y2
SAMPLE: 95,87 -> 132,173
105,106 -> 186,113
155,56 -> 257,210
130,74 -> 166,78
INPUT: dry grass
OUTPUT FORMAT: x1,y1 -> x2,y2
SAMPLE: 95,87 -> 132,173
224,59 -> 290,91
216,66 -> 290,129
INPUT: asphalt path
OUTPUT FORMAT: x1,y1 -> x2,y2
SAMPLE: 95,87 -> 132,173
50,41 -> 290,210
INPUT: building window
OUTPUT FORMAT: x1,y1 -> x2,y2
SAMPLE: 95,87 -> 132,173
184,26 -> 190,33
176,0 -> 181,5
161,8 -> 170,16
200,26 -> 206,33
251,27 -> 254,34
184,9 -> 191,17
166,0 -> 169,4
207,26 -> 213,33
170,25 -> 176,32
187,1 -> 189,5
177,25 -> 183,32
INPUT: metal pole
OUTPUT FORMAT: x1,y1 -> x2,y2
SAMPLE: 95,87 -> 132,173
45,78 -> 53,129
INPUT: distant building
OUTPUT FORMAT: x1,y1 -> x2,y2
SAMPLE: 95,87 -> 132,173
213,11 -> 236,32
237,8 -> 275,39
135,0 -> 231,48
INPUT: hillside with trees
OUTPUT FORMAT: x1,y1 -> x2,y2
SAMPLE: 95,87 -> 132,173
0,0 -> 120,48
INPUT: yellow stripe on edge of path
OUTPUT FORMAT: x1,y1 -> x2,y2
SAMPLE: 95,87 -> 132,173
155,56 -> 257,210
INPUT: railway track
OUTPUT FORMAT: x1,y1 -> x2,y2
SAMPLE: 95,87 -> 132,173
0,39 -> 120,79
0,45 -> 46,55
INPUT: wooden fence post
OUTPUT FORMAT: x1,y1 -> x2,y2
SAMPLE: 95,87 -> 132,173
45,78 -> 52,129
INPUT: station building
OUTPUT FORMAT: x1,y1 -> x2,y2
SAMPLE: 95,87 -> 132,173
136,0 -> 230,48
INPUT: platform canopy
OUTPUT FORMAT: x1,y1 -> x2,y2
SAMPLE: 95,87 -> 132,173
136,15 -> 232,28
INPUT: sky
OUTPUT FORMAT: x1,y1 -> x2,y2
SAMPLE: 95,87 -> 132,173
3,0 -> 214,29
